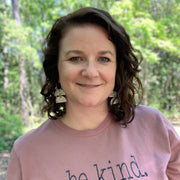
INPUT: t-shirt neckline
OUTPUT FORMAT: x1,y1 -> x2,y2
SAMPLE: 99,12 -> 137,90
53,113 -> 112,137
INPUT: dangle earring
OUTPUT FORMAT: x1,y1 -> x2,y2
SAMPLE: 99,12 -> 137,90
55,85 -> 67,103
109,91 -> 118,105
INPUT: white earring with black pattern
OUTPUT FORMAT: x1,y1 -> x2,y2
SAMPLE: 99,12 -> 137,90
55,88 -> 67,103
109,91 -> 118,105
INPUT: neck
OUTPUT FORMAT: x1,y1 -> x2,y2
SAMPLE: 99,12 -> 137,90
61,102 -> 109,130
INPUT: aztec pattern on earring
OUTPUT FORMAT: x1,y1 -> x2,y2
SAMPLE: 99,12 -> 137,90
55,89 -> 67,103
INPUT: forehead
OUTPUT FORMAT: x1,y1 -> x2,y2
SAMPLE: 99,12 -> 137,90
59,24 -> 115,52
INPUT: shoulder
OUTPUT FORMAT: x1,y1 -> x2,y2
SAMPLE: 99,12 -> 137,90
135,105 -> 163,117
127,105 -> 180,149
133,105 -> 179,139
135,105 -> 168,122
132,105 -> 171,132
13,119 -> 55,153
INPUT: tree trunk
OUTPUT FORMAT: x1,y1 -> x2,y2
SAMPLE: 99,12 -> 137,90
11,0 -> 21,25
3,46 -> 9,90
3,46 -> 9,112
11,0 -> 30,126
19,57 -> 30,126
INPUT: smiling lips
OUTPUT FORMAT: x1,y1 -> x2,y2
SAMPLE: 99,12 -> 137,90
77,83 -> 101,88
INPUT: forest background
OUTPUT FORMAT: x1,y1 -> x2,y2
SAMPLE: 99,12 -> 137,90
0,0 -> 180,152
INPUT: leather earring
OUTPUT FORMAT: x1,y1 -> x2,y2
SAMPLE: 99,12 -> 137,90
55,88 -> 67,103
109,91 -> 118,105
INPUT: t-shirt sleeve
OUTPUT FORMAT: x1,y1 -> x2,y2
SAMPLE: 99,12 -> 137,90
165,118 -> 180,179
7,146 -> 22,180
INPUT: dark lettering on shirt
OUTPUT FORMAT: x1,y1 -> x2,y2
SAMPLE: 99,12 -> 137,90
65,155 -> 148,180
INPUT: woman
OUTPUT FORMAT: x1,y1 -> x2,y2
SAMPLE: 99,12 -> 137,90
7,7 -> 180,180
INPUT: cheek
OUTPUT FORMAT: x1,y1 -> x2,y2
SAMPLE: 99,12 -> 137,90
58,62 -> 70,83
107,66 -> 116,81
58,66 -> 78,86
58,64 -> 67,85
108,70 -> 116,89
58,69 -> 68,85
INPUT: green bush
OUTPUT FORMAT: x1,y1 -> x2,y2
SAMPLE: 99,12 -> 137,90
0,108 -> 24,152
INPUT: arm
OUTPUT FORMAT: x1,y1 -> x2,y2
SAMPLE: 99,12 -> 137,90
7,147 -> 22,180
166,123 -> 180,179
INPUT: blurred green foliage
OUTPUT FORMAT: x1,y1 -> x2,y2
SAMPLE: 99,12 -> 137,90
0,101 -> 23,152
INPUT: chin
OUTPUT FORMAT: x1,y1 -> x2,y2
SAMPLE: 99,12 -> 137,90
79,99 -> 106,108
81,102 -> 99,107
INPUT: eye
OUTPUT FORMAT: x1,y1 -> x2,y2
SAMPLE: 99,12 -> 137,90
99,57 -> 110,63
69,57 -> 81,62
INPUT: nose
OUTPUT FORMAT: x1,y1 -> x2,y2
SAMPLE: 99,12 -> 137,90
81,61 -> 99,78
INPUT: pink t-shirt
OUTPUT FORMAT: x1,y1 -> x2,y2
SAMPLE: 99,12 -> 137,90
7,106 -> 180,179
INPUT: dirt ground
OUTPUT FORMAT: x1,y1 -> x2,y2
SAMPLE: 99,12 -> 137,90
1,125 -> 180,180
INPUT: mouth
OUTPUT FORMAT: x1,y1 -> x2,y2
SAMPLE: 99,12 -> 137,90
76,83 -> 101,88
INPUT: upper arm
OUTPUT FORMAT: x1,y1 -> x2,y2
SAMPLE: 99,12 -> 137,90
166,121 -> 180,179
7,146 -> 22,180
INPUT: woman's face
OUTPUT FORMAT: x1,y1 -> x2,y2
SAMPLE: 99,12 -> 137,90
58,24 -> 116,108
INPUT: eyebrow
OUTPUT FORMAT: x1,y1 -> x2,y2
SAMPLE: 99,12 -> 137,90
98,50 -> 114,56
65,50 -> 114,56
65,50 -> 84,56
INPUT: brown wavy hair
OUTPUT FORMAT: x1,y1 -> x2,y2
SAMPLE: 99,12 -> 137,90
41,7 -> 143,126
